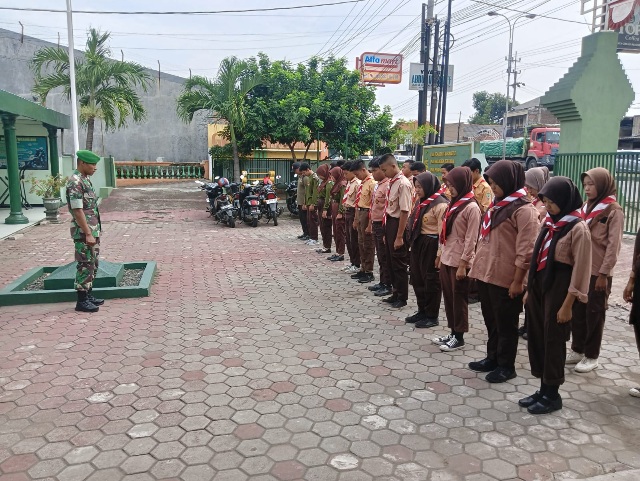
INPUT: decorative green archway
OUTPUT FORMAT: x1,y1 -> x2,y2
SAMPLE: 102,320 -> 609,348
0,89 -> 71,224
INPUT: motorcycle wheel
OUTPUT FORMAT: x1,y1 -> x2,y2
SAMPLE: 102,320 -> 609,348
251,218 -> 258,228
273,211 -> 278,226
228,216 -> 236,228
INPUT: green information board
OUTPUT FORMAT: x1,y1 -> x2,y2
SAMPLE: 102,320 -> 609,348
423,143 -> 473,179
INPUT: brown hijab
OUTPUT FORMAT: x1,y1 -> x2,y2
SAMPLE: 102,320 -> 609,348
524,166 -> 550,192
484,160 -> 530,229
407,172 -> 448,245
444,167 -> 476,237
580,168 -> 620,223
529,176 -> 584,291
317,164 -> 331,194
330,166 -> 347,195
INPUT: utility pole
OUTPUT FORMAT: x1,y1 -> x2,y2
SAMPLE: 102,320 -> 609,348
511,53 -> 522,103
428,19 -> 439,145
438,0 -> 453,144
457,111 -> 462,143
416,3 -> 427,163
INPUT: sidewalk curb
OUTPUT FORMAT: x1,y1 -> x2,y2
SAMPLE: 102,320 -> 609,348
582,470 -> 640,481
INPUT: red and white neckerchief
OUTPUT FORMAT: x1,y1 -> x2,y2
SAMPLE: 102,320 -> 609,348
581,195 -> 616,225
479,188 -> 527,239
341,182 -> 351,204
439,191 -> 474,245
412,190 -> 444,230
536,210 -> 582,271
355,175 -> 372,208
382,172 -> 404,227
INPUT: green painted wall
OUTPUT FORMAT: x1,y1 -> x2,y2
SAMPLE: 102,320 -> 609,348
542,31 -> 634,154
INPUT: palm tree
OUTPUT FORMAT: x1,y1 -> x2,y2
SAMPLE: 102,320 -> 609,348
176,57 -> 262,181
31,28 -> 151,151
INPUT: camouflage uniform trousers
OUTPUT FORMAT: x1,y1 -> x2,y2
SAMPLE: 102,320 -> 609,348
74,236 -> 100,291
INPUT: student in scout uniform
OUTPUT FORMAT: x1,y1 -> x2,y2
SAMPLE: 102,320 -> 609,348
352,160 -> 376,284
378,154 -> 413,309
402,159 -> 414,178
324,166 -> 348,262
367,158 -> 393,297
66,150 -> 104,313
410,162 -> 427,176
524,166 -> 550,221
434,167 -> 482,350
440,163 -> 455,199
468,160 -> 539,383
523,177 -> 592,414
293,162 -> 309,240
343,162 -> 361,274
462,158 -> 493,215
300,163 -> 320,247
623,229 -> 640,399
315,164 -> 333,254
568,168 -> 624,373
405,172 -> 448,328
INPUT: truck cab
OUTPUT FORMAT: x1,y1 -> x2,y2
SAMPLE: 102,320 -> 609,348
526,127 -> 560,170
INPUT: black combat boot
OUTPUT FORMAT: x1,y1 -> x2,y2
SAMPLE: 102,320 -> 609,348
87,289 -> 104,306
75,291 -> 99,313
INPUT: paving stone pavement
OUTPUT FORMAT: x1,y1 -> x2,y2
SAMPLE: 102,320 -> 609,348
0,183 -> 639,481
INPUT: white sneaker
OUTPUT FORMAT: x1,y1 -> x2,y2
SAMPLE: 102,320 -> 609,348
432,334 -> 452,346
306,239 -> 319,246
440,337 -> 465,352
630,387 -> 640,398
574,357 -> 599,373
566,350 -> 584,365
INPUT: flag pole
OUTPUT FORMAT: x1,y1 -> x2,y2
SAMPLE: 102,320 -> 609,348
66,0 -> 80,167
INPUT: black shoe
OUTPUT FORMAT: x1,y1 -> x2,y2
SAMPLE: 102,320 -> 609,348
87,290 -> 104,306
527,395 -> 562,415
368,283 -> 384,291
518,391 -> 543,408
405,311 -> 426,324
351,271 -> 366,279
415,318 -> 439,329
390,300 -> 407,309
330,255 -> 345,262
468,358 -> 498,373
317,248 -> 331,254
374,286 -> 392,297
327,254 -> 339,261
485,366 -> 517,384
522,332 -> 528,341
358,273 -> 375,284
76,299 -> 99,313
468,296 -> 480,304
382,295 -> 398,304
518,326 -> 527,338
301,235 -> 310,241
297,234 -> 306,239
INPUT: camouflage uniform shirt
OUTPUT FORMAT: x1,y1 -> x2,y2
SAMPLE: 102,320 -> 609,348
66,170 -> 101,239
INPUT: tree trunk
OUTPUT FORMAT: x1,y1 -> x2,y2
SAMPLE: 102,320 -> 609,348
230,123 -> 241,182
288,144 -> 297,161
86,116 -> 95,151
303,141 -> 312,161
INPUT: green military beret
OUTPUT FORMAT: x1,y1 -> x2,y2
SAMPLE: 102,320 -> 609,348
76,150 -> 101,164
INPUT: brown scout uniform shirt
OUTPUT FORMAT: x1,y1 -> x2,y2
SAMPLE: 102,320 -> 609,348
473,178 -> 493,214
440,202 -> 482,269
553,221 -> 593,303
344,178 -> 360,208
385,174 -> 413,219
371,178 -> 389,222
358,176 -> 375,209
586,205 -> 623,277
420,202 -> 448,256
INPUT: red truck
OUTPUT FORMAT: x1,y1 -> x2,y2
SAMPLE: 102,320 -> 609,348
480,126 -> 560,170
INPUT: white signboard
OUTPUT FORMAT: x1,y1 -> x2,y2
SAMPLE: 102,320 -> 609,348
409,63 -> 454,92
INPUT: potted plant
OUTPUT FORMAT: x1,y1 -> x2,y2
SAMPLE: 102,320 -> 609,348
28,174 -> 68,223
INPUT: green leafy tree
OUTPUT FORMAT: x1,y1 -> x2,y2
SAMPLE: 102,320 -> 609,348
176,57 -> 262,181
468,91 -> 518,124
389,120 -> 436,155
31,28 -> 151,151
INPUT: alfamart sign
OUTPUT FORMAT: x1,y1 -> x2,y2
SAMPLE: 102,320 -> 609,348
357,52 -> 403,84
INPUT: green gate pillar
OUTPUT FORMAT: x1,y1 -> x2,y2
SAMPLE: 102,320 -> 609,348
44,124 -> 60,179
542,31 -> 635,155
1,113 -> 29,225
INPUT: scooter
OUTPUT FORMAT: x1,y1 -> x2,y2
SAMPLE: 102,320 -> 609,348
195,180 -> 236,228
258,182 -> 280,226
286,177 -> 298,216
240,183 -> 262,227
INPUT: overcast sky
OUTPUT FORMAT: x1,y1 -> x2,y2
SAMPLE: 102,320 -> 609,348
2,0 -> 640,124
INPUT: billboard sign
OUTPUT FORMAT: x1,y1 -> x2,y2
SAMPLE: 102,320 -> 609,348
358,52 -> 403,84
423,143 -> 472,179
0,136 -> 49,170
618,5 -> 640,52
409,63 -> 454,91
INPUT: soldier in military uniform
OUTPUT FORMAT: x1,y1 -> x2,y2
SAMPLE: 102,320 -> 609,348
66,150 -> 104,313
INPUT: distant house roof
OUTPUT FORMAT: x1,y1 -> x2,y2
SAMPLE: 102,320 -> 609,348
442,123 -> 504,143
0,88 -> 71,129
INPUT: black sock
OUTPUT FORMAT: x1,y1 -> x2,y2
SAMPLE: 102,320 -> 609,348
454,331 -> 464,342
77,290 -> 87,302
546,385 -> 560,400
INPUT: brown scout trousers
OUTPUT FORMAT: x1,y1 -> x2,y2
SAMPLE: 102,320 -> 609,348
317,198 -> 332,249
373,221 -> 392,286
331,202 -> 346,256
307,206 -> 319,241
440,263 -> 469,332
298,205 -> 308,236
384,216 -> 409,301
356,209 -> 375,273
477,280 -> 523,369
410,235 -> 442,319
571,275 -> 612,359
345,207 -> 360,267
526,264 -> 573,386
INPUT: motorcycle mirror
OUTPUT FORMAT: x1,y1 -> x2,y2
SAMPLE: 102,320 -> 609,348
294,174 -> 298,178
276,175 -> 282,179
253,180 -> 259,185
214,176 -> 220,180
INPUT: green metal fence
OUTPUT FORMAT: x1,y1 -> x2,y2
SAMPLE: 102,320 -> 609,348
115,162 -> 205,180
216,157 -> 332,185
555,152 -> 640,234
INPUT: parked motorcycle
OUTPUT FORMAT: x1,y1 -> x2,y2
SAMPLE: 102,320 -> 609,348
257,181 -> 281,226
286,177 -> 298,216
195,178 -> 236,228
239,184 -> 262,227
